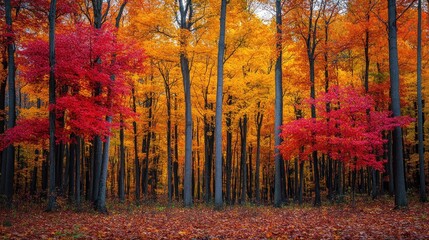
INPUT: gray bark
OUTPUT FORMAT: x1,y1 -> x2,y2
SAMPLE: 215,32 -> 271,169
96,116 -> 112,213
274,0 -> 283,208
387,0 -> 407,208
177,0 -> 194,207
214,0 -> 227,209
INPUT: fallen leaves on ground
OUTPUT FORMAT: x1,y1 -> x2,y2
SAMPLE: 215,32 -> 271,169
1,198 -> 428,239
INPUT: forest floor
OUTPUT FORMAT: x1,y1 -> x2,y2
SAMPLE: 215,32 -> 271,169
1,195 -> 428,239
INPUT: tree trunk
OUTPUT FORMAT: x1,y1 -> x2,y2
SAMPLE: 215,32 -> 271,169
174,109 -> 180,200
203,117 -> 213,203
239,115 -> 248,204
181,40 -> 193,207
4,1 -> 16,206
225,97 -> 233,204
92,136 -> 102,204
299,161 -> 304,205
132,87 -> 140,202
387,0 -> 407,208
96,115 -> 112,213
274,0 -> 283,208
142,93 -> 153,196
214,0 -> 227,209
165,84 -> 173,203
255,110 -> 263,204
68,139 -> 75,201
416,0 -> 427,202
248,145 -> 253,200
75,137 -> 81,208
46,0 -> 57,211
310,59 -> 321,207
0,57 -> 6,195
196,119 -> 201,200
119,117 -> 125,202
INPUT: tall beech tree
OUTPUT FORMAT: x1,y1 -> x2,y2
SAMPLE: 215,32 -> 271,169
274,0 -> 283,208
214,0 -> 227,209
387,0 -> 407,208
177,0 -> 194,207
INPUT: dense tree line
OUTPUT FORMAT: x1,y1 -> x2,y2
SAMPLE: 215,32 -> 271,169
0,0 -> 427,212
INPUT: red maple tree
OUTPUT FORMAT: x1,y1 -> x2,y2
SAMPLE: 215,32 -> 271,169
278,86 -> 412,170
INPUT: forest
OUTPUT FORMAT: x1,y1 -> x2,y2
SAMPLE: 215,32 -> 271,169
0,0 -> 429,238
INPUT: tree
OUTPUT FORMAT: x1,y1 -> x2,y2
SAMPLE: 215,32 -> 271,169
47,0 -> 58,212
214,0 -> 227,209
279,86 -> 411,175
4,0 -> 17,207
274,0 -> 283,208
387,0 -> 407,208
177,0 -> 194,207
416,0 -> 426,203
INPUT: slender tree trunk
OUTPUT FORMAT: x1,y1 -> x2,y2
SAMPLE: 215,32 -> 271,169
196,119 -> 201,200
239,115 -> 248,204
203,117 -> 213,203
310,57 -> 321,207
165,85 -> 173,203
90,0 -> 108,208
226,97 -> 233,204
388,0 -> 407,208
132,87 -> 140,202
96,115 -> 112,213
174,108 -> 180,200
98,0 -> 128,203
119,117 -> 125,202
299,161 -> 304,205
0,50 -> 7,195
175,0 -> 194,207
416,0 -> 427,202
3,3 -> 15,205
56,143 -> 64,192
46,0 -> 57,211
181,44 -> 193,207
68,138 -> 75,201
364,11 -> 370,93
142,94 -> 153,196
214,0 -> 227,209
248,145 -> 253,200
255,110 -> 263,204
274,0 -> 283,208
75,137 -> 81,208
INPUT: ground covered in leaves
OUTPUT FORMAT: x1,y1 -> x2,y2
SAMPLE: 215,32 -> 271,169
1,197 -> 428,239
